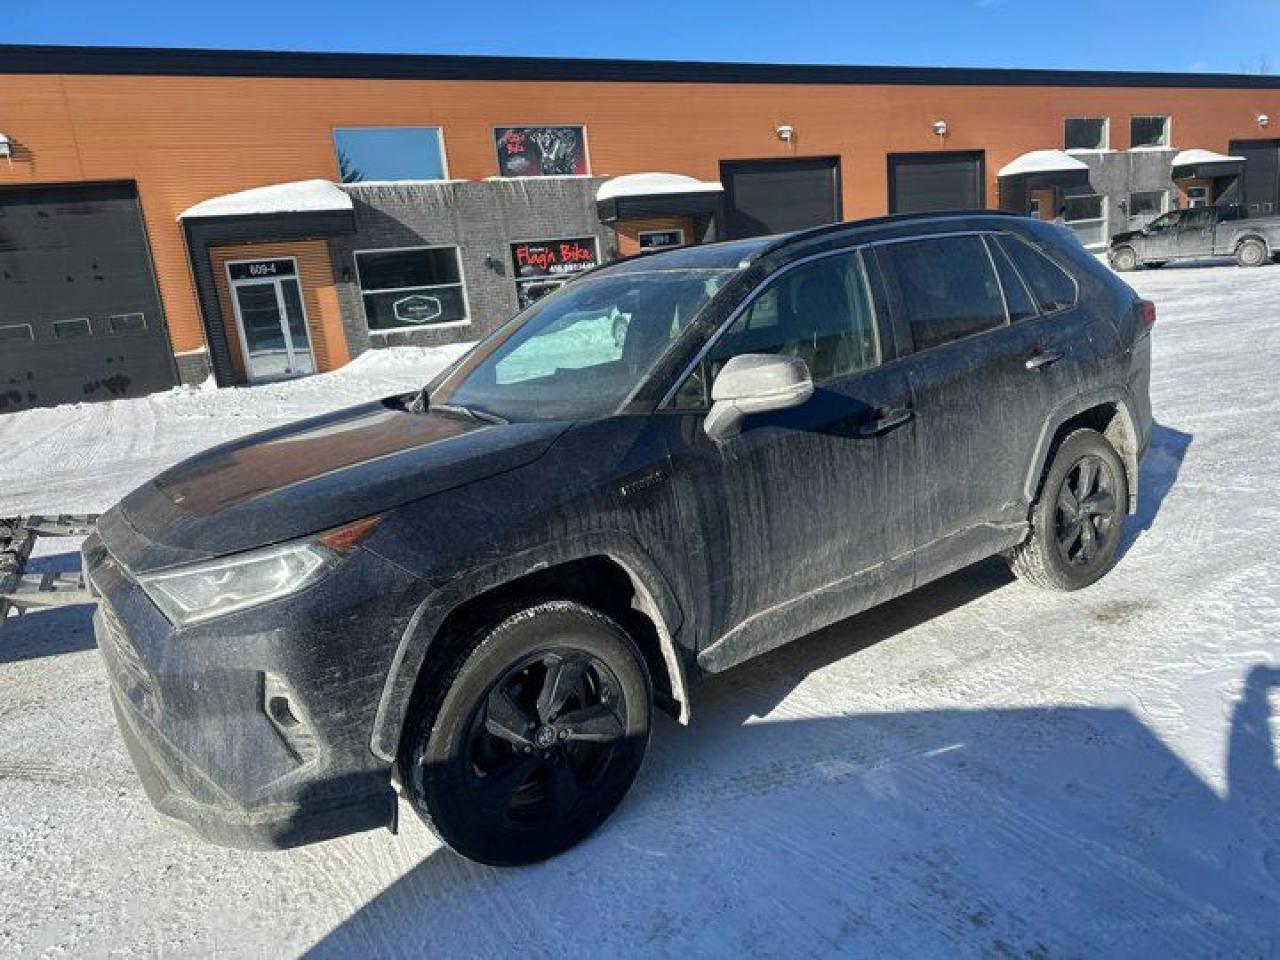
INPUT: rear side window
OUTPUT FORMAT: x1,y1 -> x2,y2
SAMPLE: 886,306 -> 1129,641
987,237 -> 1038,322
996,236 -> 1078,313
875,235 -> 1007,351
670,249 -> 878,408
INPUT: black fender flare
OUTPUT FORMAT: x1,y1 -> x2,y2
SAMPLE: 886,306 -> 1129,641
1023,389 -> 1141,514
369,532 -> 690,762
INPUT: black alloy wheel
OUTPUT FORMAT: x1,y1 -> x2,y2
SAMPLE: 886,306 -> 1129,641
1054,454 -> 1118,568
466,649 -> 629,825
1007,427 -> 1128,591
401,601 -> 651,865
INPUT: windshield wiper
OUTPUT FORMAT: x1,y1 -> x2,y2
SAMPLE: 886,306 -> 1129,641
431,401 -> 509,425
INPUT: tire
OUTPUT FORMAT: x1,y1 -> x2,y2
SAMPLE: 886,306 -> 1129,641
400,600 -> 652,865
1111,246 -> 1138,272
1237,238 -> 1268,268
1008,428 -> 1129,592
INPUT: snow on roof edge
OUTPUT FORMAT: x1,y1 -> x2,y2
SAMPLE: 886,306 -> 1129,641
179,179 -> 353,220
597,172 -> 724,202
997,149 -> 1090,178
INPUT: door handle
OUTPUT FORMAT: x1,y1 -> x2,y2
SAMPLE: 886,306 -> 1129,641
1025,350 -> 1064,371
860,405 -> 914,436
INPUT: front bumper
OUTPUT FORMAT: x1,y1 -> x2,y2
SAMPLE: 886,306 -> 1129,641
85,519 -> 418,850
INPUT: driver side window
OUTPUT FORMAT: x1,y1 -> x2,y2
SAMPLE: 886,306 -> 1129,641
669,250 -> 879,409
1150,211 -> 1183,232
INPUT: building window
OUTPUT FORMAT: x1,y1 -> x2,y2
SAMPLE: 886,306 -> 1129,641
355,246 -> 468,332
0,323 -> 34,343
53,318 -> 92,339
1028,197 -> 1042,219
1064,117 -> 1108,151
1130,116 -> 1170,149
107,312 -> 147,334
1062,194 -> 1108,249
1186,185 -> 1210,208
494,126 -> 589,177
638,229 -> 686,252
333,127 -> 447,183
1128,191 -> 1167,221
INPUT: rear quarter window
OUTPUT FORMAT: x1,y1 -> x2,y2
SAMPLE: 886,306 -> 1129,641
996,235 -> 1078,313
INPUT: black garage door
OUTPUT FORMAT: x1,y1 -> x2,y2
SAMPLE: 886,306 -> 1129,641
0,182 -> 174,413
888,151 -> 986,214
720,157 -> 842,239
1229,139 -> 1280,216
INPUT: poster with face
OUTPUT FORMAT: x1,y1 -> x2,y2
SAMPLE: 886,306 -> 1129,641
495,126 -> 588,177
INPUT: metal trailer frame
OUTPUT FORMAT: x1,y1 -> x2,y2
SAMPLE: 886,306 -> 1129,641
0,515 -> 99,627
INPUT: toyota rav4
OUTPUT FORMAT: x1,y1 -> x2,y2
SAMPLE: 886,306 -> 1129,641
86,212 -> 1153,865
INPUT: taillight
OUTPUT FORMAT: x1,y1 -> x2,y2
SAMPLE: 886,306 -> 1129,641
1137,299 -> 1156,329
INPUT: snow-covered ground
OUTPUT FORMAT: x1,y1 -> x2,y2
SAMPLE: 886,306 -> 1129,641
2,263 -> 1279,958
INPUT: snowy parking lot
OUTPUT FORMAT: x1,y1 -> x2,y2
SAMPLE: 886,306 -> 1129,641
2,261 -> 1279,957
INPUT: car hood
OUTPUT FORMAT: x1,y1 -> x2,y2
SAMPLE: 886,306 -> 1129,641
111,397 -> 571,571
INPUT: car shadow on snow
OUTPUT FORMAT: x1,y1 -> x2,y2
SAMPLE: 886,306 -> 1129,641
307,584 -> 1277,958
1114,420 -> 1192,563
0,551 -> 97,665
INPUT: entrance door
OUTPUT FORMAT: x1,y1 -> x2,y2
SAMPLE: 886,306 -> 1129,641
226,258 -> 315,382
719,157 -> 842,239
887,151 -> 986,214
1230,139 -> 1280,216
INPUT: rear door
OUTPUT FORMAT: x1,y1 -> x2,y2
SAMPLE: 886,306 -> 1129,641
1176,207 -> 1217,258
661,247 -> 916,669
870,232 -> 1064,574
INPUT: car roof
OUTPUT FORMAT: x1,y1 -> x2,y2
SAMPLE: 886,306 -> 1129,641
593,209 -> 1025,278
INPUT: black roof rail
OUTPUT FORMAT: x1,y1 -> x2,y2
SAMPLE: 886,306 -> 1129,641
747,209 -> 1023,262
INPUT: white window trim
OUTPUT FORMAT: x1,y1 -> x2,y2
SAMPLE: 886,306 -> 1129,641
1062,194 -> 1109,250
492,124 -> 592,177
1129,115 -> 1171,149
354,244 -> 471,335
637,228 -> 687,251
0,322 -> 35,342
1064,116 -> 1110,152
332,125 -> 450,182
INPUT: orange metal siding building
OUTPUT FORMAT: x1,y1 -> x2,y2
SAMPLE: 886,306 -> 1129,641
2,45 -> 1279,407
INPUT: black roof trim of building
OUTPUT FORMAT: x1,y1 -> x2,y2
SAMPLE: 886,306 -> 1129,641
4,43 -> 1280,89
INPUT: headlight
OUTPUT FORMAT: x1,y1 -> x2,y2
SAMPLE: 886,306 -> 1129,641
137,517 -> 381,626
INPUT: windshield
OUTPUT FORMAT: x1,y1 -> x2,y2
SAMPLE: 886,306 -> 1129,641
430,268 -> 733,421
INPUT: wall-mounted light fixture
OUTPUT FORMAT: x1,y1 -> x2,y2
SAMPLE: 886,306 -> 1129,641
932,120 -> 949,141
1259,113 -> 1271,129
775,124 -> 795,144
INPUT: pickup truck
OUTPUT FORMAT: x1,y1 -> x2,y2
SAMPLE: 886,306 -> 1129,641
1109,204 -> 1280,270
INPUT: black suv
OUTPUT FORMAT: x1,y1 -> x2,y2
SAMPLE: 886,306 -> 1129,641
86,212 -> 1153,865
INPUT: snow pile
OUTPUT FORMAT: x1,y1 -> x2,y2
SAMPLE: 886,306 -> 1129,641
597,172 -> 723,201
0,343 -> 473,514
997,149 -> 1089,178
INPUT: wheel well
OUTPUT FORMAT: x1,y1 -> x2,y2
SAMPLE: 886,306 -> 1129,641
1035,404 -> 1139,513
421,556 -> 682,723
1236,234 -> 1269,252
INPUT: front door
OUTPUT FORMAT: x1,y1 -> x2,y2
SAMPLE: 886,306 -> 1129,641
661,247 -> 916,671
227,258 -> 315,382
1140,210 -> 1183,260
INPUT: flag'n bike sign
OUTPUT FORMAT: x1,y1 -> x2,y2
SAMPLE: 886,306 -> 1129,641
511,238 -> 600,279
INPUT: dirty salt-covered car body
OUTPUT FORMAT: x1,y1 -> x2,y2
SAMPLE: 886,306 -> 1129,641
85,212 -> 1153,865
1109,204 -> 1280,271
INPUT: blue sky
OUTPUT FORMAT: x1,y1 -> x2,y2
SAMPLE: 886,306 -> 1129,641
3,0 -> 1277,75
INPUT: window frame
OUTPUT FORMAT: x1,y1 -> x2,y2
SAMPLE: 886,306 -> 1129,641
353,244 -> 472,335
53,317 -> 93,339
1129,115 -> 1171,149
659,244 -> 886,411
1064,116 -> 1110,152
1127,190 -> 1169,219
492,124 -> 592,178
331,126 -> 450,184
0,322 -> 35,343
869,230 -> 1017,357
993,232 -> 1080,319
